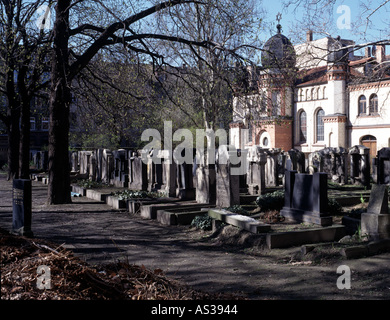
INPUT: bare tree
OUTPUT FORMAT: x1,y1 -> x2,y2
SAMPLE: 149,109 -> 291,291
0,0 -> 51,180
47,0 -> 266,204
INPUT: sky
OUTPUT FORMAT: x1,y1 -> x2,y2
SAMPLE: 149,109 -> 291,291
260,0 -> 390,46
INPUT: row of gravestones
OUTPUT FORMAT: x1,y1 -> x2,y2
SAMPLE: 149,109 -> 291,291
308,146 -> 390,188
69,147 -> 300,201
69,146 -> 390,209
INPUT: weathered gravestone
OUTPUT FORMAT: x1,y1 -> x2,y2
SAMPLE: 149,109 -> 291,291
309,147 -> 348,184
215,145 -> 241,208
247,146 -> 267,195
349,145 -> 370,188
175,148 -> 196,200
159,150 -> 177,197
377,148 -> 390,185
101,149 -> 113,183
12,179 -> 33,237
71,151 -> 79,172
95,149 -> 103,182
287,149 -> 305,173
195,149 -> 216,205
280,170 -> 332,226
146,149 -> 163,192
265,148 -> 281,187
111,149 -> 128,187
128,151 -> 148,191
361,184 -> 390,240
89,151 -> 97,182
79,151 -> 91,177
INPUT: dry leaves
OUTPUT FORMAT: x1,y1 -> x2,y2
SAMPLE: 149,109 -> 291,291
1,228 -> 242,300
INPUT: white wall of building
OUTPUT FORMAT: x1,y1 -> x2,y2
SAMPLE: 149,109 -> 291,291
349,82 -> 390,150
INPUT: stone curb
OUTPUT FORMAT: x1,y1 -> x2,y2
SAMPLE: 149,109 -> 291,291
341,239 -> 390,259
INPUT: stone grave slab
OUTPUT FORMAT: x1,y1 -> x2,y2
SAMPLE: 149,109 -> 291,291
208,209 -> 271,234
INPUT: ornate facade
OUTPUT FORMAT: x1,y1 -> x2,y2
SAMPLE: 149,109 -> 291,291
230,27 -> 390,162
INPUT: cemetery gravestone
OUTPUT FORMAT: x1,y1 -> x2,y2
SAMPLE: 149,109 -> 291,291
265,148 -> 281,187
129,151 -> 148,191
12,179 -> 33,237
215,146 -> 240,208
280,170 -> 332,226
287,149 -> 305,173
195,150 -> 216,205
361,184 -> 390,240
175,148 -> 196,200
349,145 -> 370,188
377,148 -> 390,185
159,150 -> 177,197
247,146 -> 267,195
309,147 -> 348,184
102,149 -> 113,183
71,151 -> 79,172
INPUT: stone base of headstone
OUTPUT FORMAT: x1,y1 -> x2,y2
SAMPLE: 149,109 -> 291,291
177,188 -> 196,200
279,207 -> 333,227
361,213 -> 390,241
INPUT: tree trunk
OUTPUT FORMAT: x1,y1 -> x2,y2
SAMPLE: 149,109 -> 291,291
7,110 -> 20,180
47,0 -> 72,204
19,98 -> 31,179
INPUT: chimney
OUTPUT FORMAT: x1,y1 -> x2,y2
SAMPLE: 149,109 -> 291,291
306,30 -> 313,42
365,47 -> 371,58
376,45 -> 386,64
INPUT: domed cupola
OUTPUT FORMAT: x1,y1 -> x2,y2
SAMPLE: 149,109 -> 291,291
261,24 -> 296,70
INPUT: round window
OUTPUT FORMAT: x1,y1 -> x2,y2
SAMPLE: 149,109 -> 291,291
262,137 -> 269,147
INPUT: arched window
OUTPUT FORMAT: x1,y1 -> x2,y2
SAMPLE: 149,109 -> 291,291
299,111 -> 307,143
311,88 -> 315,100
359,95 -> 367,115
306,89 -> 310,101
369,94 -> 378,114
299,89 -> 304,102
316,109 -> 325,142
317,87 -> 321,100
323,87 -> 327,99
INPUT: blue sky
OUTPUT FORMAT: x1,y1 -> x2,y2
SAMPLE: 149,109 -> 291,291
261,0 -> 390,45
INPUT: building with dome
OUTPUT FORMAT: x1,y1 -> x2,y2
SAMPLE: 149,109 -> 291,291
230,26 -> 390,164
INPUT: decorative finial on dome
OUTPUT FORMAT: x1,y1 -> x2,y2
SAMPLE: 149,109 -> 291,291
276,13 -> 282,33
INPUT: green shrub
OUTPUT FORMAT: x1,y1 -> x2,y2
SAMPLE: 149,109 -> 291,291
191,215 -> 213,231
256,191 -> 285,212
256,190 -> 343,215
110,190 -> 163,200
76,179 -> 107,189
225,205 -> 249,215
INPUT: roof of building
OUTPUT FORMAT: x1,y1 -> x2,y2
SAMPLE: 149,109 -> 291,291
261,24 -> 296,70
296,65 -> 328,87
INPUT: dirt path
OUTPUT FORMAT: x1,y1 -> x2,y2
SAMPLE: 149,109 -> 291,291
1,174 -> 389,300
